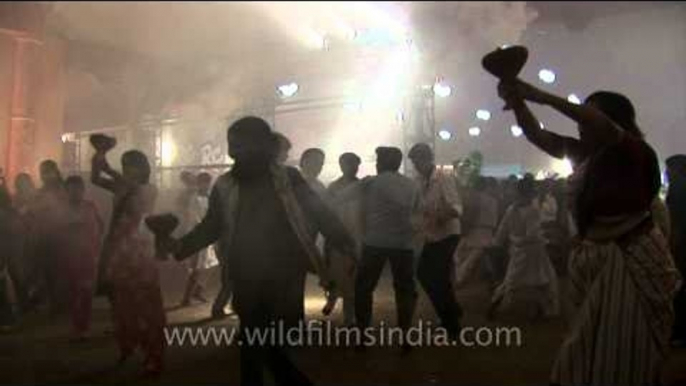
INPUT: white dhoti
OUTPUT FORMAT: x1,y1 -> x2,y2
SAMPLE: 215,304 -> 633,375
454,227 -> 494,288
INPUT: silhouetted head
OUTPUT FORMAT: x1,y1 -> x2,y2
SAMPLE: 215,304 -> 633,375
538,178 -> 553,196
300,148 -> 325,180
517,173 -> 537,203
582,91 -> 643,141
376,147 -> 403,174
227,117 -> 275,163
408,143 -> 435,178
39,160 -> 63,188
227,117 -> 276,180
339,152 -> 361,179
65,176 -> 85,205
121,150 -> 151,185
14,173 -> 35,197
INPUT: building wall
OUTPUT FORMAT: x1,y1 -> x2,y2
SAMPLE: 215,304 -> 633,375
0,2 -> 66,184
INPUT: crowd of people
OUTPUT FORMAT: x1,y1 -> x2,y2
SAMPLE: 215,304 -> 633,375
0,75 -> 684,386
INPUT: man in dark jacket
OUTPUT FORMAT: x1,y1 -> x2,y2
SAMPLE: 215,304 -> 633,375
162,116 -> 355,386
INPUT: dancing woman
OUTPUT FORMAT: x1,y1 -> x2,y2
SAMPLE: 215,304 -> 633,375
498,80 -> 681,385
91,148 -> 166,376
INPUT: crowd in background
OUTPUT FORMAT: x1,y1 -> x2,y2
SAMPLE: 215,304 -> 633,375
0,78 -> 684,386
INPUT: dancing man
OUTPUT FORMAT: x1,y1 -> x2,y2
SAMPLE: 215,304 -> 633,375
487,174 -> 559,321
408,143 -> 464,339
161,117 -> 355,386
322,152 -> 363,325
335,147 -> 420,352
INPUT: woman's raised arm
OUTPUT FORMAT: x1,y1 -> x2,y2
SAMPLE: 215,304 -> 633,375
91,153 -> 122,193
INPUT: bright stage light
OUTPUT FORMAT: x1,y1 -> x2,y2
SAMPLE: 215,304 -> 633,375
468,127 -> 481,137
161,136 -> 177,167
538,69 -> 556,84
510,125 -> 523,137
438,130 -> 452,141
61,132 -> 76,143
551,157 -> 574,178
277,82 -> 299,98
433,82 -> 452,98
476,109 -> 491,121
567,94 -> 581,104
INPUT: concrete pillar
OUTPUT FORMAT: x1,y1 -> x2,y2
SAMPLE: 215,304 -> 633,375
0,3 -> 64,185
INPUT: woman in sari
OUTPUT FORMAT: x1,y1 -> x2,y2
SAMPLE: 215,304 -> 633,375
91,149 -> 165,377
498,80 -> 681,385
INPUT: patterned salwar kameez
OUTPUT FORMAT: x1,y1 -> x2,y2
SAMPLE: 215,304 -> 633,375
106,185 -> 166,373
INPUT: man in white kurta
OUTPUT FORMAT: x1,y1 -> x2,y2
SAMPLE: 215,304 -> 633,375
489,176 -> 559,320
409,143 -> 464,338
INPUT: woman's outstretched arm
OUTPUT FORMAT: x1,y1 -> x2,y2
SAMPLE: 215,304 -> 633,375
510,98 -> 585,161
504,80 -> 622,147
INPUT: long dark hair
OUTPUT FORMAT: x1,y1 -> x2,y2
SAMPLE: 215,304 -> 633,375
39,159 -> 64,188
585,91 -> 643,137
14,173 -> 35,196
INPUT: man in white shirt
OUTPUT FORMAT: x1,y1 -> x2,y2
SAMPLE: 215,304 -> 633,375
334,147 -> 420,348
323,153 -> 363,325
408,143 -> 464,339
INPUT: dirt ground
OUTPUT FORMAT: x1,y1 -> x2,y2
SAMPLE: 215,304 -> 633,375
2,264 -> 685,385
